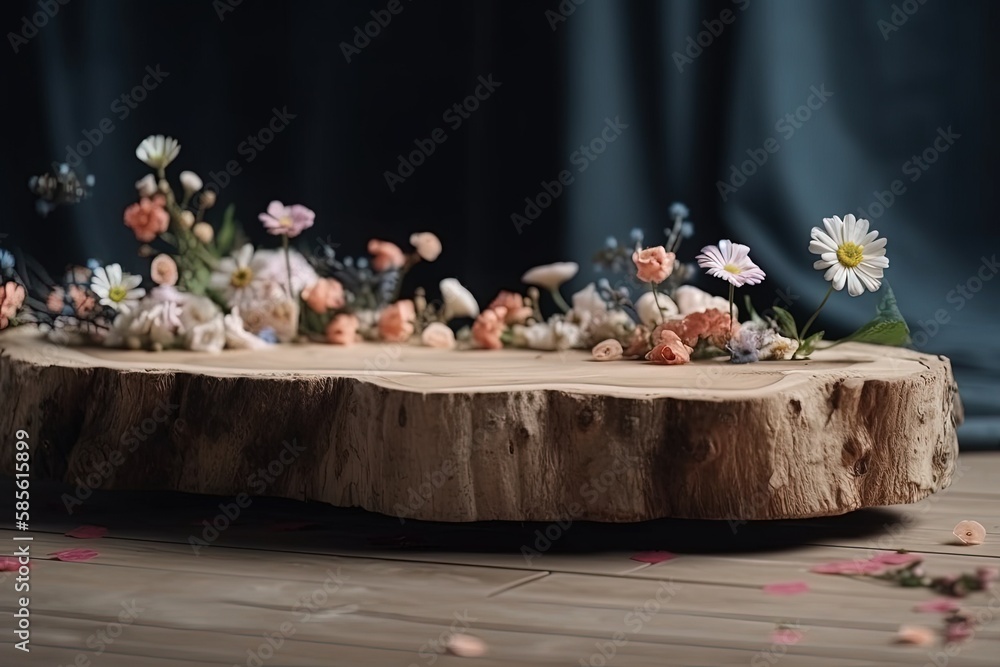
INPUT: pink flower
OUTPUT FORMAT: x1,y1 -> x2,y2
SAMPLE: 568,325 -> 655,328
150,254 -> 178,287
632,246 -> 675,283
325,313 -> 359,345
258,201 -> 315,238
944,619 -> 974,643
1,281 -> 26,329
762,581 -> 810,596
488,291 -> 533,325
301,278 -> 346,314
696,240 -> 766,287
378,300 -> 416,342
645,330 -> 692,365
368,239 -> 406,272
68,285 -> 96,316
472,308 -> 507,350
123,194 -> 169,243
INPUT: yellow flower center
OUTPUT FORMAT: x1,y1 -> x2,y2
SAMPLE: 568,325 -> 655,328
723,263 -> 741,274
230,267 -> 254,288
280,216 -> 293,227
836,242 -> 864,268
108,286 -> 128,303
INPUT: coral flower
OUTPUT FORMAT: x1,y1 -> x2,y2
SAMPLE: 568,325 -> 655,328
378,300 -> 416,342
367,239 -> 407,272
123,194 -> 169,243
325,313 -> 359,345
410,232 -> 442,262
646,330 -> 692,365
696,240 -> 765,287
472,307 -> 507,350
0,282 -> 26,328
150,254 -> 178,287
488,291 -> 533,325
301,278 -> 346,314
258,201 -> 316,238
632,246 -> 675,284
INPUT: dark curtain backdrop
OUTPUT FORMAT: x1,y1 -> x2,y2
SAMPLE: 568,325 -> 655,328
2,0 -> 998,447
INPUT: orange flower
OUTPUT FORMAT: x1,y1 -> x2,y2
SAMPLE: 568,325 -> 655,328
367,239 -> 406,272
301,278 -> 346,314
488,291 -> 533,325
378,300 -> 416,342
645,330 -> 692,365
654,308 -> 738,350
0,282 -> 26,328
123,194 -> 169,243
325,313 -> 359,345
632,246 -> 675,284
472,307 -> 506,349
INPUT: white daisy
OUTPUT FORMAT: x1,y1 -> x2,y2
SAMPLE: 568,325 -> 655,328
135,135 -> 181,170
809,214 -> 888,296
90,263 -> 145,313
209,244 -> 269,308
695,240 -> 766,287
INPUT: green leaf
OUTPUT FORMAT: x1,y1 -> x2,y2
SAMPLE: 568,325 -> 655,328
772,306 -> 798,339
216,204 -> 237,257
841,284 -> 911,347
744,295 -> 766,327
795,331 -> 825,358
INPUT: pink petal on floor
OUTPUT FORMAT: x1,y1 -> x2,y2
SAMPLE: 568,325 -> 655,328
65,525 -> 108,539
914,598 -> 961,613
0,557 -> 27,571
630,551 -> 676,564
953,520 -> 986,546
896,625 -> 936,646
445,633 -> 488,657
49,549 -> 99,562
871,552 -> 923,566
763,581 -> 810,596
771,629 -> 804,645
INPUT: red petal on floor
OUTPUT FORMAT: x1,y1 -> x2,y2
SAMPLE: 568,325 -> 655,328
49,549 -> 100,562
914,598 -> 961,613
65,525 -> 108,539
630,551 -> 676,564
771,628 -> 804,644
763,581 -> 810,595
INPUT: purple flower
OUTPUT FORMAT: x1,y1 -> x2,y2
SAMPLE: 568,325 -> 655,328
258,201 -> 315,238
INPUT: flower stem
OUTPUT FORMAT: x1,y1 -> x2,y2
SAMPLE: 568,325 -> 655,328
550,288 -> 571,314
727,282 -> 735,344
282,235 -> 293,299
799,284 -> 835,344
650,282 -> 665,324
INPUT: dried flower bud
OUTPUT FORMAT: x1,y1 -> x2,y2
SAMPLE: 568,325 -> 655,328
179,211 -> 195,229
192,222 -> 214,244
200,189 -> 217,208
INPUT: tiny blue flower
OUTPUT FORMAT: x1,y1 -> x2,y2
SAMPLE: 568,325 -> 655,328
629,228 -> 644,244
86,258 -> 100,270
604,236 -> 618,249
0,249 -> 14,271
597,278 -> 611,291
343,257 -> 354,268
669,202 -> 689,220
257,327 -> 278,344
681,221 -> 694,238
356,257 -> 368,270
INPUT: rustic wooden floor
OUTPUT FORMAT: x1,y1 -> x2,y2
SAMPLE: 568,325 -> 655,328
2,453 -> 997,667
